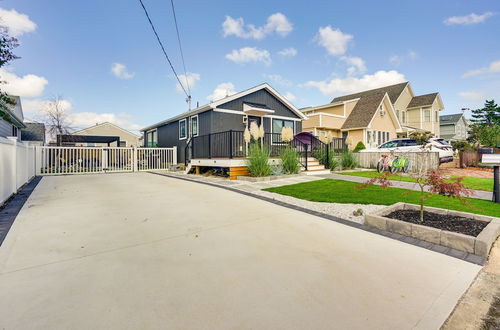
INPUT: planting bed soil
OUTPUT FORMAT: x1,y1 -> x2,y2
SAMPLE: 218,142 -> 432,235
386,209 -> 488,237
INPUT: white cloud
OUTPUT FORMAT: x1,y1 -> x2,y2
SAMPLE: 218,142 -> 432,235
389,51 -> 418,66
278,47 -> 297,57
207,82 -> 236,101
225,47 -> 271,65
284,92 -> 296,102
315,26 -> 353,56
0,68 -> 48,97
444,12 -> 495,25
111,63 -> 134,79
0,8 -> 37,37
68,112 -> 142,132
303,70 -> 406,97
263,74 -> 293,87
176,72 -> 200,93
459,91 -> 485,102
389,55 -> 402,66
341,56 -> 366,76
23,98 -> 141,132
22,98 -> 73,115
222,12 -> 293,40
462,60 -> 500,78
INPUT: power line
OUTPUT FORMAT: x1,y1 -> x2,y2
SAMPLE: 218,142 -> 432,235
170,0 -> 191,99
137,0 -> 189,99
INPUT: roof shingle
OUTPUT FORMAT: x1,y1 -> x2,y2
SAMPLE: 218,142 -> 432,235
331,82 -> 408,104
341,92 -> 386,129
407,93 -> 439,108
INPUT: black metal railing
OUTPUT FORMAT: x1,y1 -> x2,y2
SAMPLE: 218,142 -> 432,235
185,130 -> 347,170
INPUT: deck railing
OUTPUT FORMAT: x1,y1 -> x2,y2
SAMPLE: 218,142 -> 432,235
185,130 -> 347,170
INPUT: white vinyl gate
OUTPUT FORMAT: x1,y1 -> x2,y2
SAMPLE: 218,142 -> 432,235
36,146 -> 177,175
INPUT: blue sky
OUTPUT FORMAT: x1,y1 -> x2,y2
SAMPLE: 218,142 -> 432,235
1,0 -> 499,133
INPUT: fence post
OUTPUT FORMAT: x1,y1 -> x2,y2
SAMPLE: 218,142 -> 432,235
35,146 -> 42,175
229,130 -> 233,159
305,144 -> 308,171
172,146 -> 177,165
325,143 -> 329,169
132,147 -> 138,172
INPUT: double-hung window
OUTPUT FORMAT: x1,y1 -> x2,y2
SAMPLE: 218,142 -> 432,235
424,108 -> 431,122
179,119 -> 187,140
272,118 -> 294,143
190,115 -> 198,137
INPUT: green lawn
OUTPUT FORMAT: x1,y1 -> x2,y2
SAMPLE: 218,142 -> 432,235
264,179 -> 500,217
337,171 -> 494,192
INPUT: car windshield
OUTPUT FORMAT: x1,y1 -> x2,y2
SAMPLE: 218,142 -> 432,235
379,141 -> 398,148
399,139 -> 418,147
436,139 -> 450,146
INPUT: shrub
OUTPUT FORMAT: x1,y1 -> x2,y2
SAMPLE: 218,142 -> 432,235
329,156 -> 340,170
340,151 -> 358,169
247,144 -> 272,177
451,140 -> 475,152
280,146 -> 300,174
353,141 -> 366,152
312,148 -> 339,170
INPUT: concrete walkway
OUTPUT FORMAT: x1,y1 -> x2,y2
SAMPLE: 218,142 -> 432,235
0,173 -> 481,329
323,173 -> 493,201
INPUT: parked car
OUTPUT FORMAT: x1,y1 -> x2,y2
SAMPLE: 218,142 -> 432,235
360,138 -> 454,163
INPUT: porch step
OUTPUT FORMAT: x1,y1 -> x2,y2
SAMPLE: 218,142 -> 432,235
303,169 -> 331,175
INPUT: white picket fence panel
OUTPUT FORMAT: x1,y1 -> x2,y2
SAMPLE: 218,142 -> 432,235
0,137 -> 36,205
36,146 -> 177,175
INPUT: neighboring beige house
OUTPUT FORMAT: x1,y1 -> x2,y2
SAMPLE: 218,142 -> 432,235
73,122 -> 140,147
301,82 -> 444,149
440,113 -> 469,141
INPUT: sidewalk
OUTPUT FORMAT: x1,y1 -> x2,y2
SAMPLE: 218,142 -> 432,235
322,173 -> 493,201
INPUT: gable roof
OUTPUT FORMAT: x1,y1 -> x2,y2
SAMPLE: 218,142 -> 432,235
141,83 -> 305,131
331,82 -> 408,104
0,95 -> 26,129
21,122 -> 46,142
407,93 -> 439,108
341,92 -> 387,129
73,122 -> 140,137
440,113 -> 464,125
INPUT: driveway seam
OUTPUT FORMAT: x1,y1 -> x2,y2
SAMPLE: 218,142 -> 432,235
149,172 -> 485,266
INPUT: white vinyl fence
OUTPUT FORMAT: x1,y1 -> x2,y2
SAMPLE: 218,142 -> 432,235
36,146 -> 177,175
354,151 -> 440,173
0,137 -> 36,205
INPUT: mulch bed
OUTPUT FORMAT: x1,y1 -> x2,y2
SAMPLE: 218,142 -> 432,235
386,209 -> 488,237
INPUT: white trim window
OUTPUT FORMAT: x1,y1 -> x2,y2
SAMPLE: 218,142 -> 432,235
271,118 -> 294,143
190,115 -> 199,137
146,129 -> 157,147
424,108 -> 431,122
179,119 -> 187,140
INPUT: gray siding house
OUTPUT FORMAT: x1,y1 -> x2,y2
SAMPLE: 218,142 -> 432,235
440,113 -> 469,141
0,96 -> 26,139
141,83 -> 306,163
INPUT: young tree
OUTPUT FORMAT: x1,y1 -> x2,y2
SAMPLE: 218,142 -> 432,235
42,96 -> 73,138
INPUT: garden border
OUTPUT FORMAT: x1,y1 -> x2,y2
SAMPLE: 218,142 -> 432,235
148,171 -> 486,265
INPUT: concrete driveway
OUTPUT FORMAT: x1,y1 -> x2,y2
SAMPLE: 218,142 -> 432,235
0,173 -> 480,329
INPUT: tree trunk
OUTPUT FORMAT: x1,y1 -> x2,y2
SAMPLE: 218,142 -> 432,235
419,186 -> 424,222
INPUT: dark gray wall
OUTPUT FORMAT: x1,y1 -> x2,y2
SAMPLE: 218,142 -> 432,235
218,89 -> 301,119
143,88 -> 303,163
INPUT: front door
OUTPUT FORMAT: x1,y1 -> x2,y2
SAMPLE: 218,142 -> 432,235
247,116 -> 261,129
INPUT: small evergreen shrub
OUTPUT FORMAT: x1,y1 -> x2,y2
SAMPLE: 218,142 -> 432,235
247,144 -> 272,177
340,151 -> 358,169
280,146 -> 300,174
353,141 -> 366,152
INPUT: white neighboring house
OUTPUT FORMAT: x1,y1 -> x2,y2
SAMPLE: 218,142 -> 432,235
440,113 -> 469,142
72,122 -> 140,147
0,96 -> 26,140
